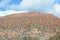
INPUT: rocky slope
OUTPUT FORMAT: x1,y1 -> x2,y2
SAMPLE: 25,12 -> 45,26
0,12 -> 60,40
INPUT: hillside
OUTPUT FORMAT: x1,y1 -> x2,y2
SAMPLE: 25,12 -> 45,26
0,12 -> 60,40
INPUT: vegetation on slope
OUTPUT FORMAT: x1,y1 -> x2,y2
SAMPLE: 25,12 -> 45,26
48,32 -> 60,40
0,12 -> 60,40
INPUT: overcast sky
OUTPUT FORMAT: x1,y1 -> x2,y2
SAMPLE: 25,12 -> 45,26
0,0 -> 60,18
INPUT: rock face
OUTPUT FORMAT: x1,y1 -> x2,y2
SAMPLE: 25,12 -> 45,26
0,12 -> 60,40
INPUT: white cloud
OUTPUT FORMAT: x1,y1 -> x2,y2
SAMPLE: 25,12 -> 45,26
54,4 -> 60,13
20,0 -> 55,8
0,0 -> 11,7
0,10 -> 28,16
5,4 -> 20,10
52,4 -> 60,18
1,0 -> 60,18
6,0 -> 55,12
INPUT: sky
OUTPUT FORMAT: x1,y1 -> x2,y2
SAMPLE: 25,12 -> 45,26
0,0 -> 60,18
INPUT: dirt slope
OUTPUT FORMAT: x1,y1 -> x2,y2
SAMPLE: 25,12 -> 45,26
0,12 -> 60,40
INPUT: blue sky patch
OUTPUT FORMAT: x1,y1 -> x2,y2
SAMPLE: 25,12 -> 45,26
0,0 -> 60,17
10,0 -> 22,5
